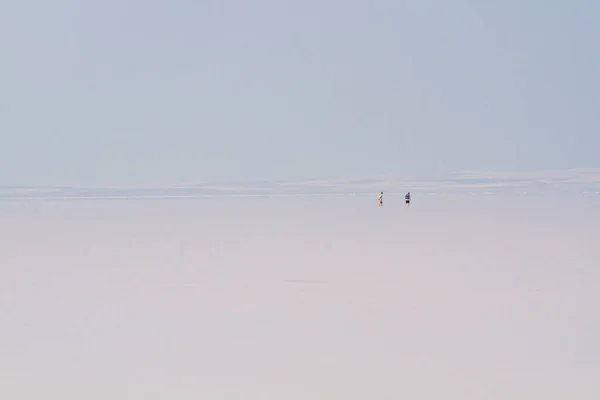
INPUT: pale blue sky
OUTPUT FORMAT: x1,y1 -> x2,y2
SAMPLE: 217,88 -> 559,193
2,0 -> 598,187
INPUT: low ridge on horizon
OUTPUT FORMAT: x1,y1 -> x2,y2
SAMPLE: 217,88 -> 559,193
2,168 -> 599,200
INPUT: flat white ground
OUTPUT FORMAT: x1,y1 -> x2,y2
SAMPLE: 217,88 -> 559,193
1,194 -> 599,399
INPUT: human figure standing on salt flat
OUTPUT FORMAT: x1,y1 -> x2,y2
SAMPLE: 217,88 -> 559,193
378,192 -> 383,207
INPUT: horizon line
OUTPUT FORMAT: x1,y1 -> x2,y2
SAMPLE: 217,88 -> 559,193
2,167 -> 600,190
1,167 -> 600,201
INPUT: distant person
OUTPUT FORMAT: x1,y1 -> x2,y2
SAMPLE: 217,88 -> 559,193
405,192 -> 411,206
378,192 -> 383,207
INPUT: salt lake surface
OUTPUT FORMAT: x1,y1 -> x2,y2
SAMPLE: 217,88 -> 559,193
1,193 -> 599,399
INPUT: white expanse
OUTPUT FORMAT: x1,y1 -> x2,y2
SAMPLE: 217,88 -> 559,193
1,193 -> 599,399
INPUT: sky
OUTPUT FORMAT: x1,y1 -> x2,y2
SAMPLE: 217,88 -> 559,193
1,195 -> 600,399
1,0 -> 599,187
